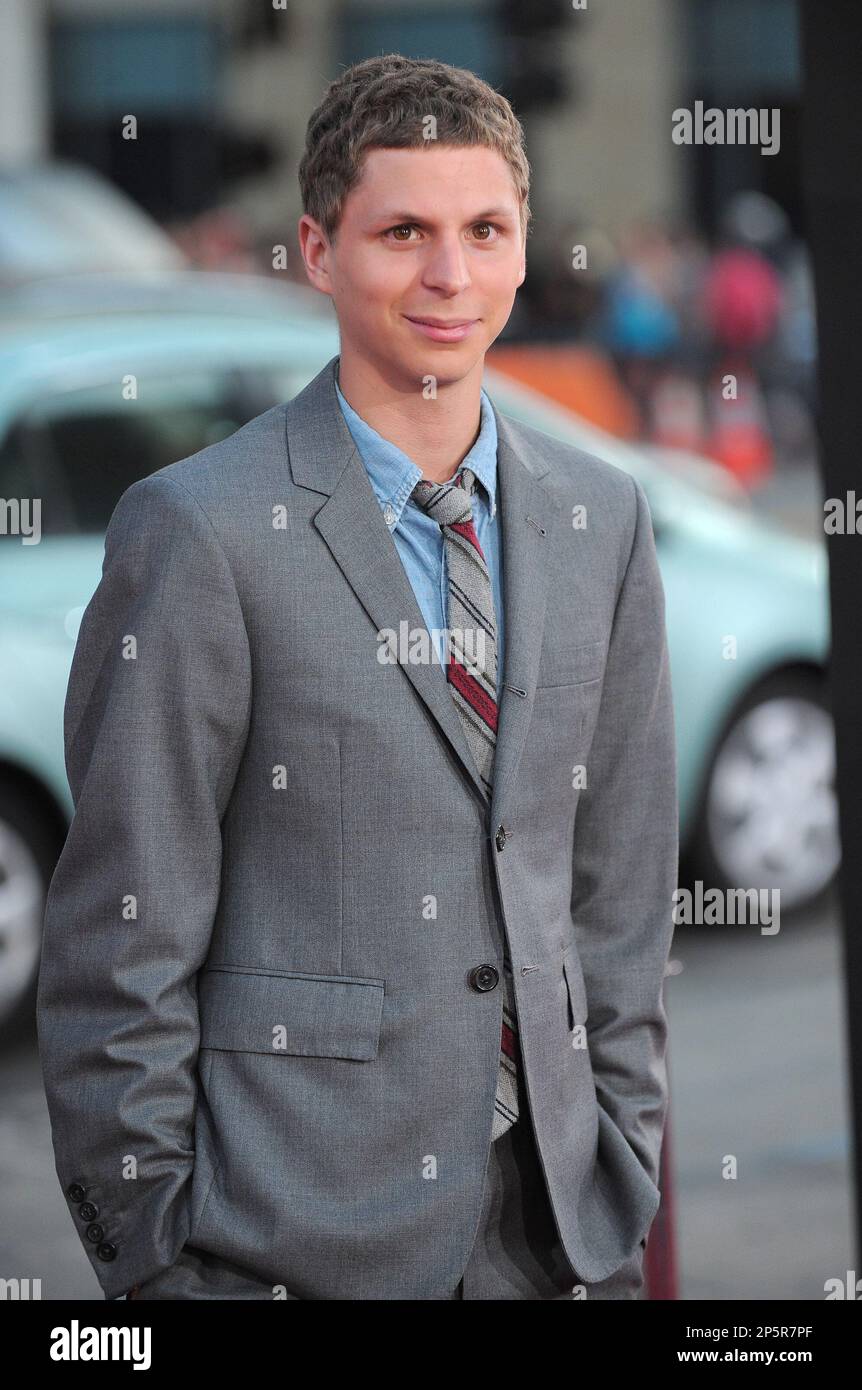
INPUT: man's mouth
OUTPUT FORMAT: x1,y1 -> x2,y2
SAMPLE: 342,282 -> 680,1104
403,315 -> 479,342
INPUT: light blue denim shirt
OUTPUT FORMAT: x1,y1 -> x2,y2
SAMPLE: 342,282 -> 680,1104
334,369 -> 504,675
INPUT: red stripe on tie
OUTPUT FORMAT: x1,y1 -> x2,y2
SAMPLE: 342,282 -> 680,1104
450,518 -> 484,557
448,655 -> 498,733
501,1019 -> 517,1061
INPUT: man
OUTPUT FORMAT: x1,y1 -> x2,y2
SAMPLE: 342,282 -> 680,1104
37,54 -> 677,1300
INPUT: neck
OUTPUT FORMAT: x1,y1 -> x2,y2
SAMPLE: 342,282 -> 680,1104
337,350 -> 485,484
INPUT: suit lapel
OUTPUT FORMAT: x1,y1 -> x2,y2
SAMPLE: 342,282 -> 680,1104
489,413 -> 557,831
285,356 -> 558,823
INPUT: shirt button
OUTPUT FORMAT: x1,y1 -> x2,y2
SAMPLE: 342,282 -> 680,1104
383,504 -> 396,526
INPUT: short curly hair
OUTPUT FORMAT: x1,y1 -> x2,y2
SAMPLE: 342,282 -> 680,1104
298,53 -> 532,246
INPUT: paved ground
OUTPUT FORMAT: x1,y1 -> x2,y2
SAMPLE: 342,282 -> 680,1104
0,885 -> 851,1301
668,886 -> 853,1300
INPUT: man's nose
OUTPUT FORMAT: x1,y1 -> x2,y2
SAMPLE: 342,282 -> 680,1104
421,235 -> 472,295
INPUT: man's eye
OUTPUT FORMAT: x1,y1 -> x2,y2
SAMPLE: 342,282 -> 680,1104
384,222 -> 501,242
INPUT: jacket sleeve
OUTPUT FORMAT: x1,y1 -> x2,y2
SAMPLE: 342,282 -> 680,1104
36,471 -> 252,1300
570,473 -> 678,1192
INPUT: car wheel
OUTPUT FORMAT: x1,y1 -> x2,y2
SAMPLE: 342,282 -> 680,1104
687,669 -> 839,916
0,786 -> 56,1045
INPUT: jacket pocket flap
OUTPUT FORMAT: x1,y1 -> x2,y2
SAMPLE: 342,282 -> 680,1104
198,967 -> 385,1060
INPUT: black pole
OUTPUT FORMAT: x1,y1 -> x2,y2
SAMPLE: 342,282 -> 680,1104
799,0 -> 862,1271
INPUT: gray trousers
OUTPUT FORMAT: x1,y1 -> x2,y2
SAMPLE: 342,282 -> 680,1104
450,1099 -> 645,1300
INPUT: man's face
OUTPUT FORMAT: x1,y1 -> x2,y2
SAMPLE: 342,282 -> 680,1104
299,144 -> 526,387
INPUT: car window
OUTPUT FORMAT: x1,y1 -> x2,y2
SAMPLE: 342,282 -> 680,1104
0,368 -> 258,536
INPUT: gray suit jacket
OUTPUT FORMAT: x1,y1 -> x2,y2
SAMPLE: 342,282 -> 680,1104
36,353 -> 678,1300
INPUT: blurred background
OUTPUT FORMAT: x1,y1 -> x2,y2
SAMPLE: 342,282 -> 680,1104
0,0 -> 848,1301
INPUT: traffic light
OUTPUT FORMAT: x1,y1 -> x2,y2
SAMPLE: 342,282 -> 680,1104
495,0 -> 584,113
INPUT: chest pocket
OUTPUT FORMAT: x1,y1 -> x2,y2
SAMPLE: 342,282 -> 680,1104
536,638 -> 606,690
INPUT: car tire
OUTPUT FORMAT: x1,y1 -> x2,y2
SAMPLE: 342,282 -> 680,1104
684,667 -> 839,918
0,785 -> 58,1047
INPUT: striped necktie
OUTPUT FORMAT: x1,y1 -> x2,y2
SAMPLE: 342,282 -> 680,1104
410,466 -> 519,1139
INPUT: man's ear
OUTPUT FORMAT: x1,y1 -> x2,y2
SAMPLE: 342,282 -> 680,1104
516,224 -> 527,287
297,214 -> 334,298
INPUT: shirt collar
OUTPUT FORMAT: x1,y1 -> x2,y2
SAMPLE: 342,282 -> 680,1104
334,366 -> 498,530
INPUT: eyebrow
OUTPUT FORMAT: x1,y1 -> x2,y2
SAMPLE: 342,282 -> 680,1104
375,208 -> 516,225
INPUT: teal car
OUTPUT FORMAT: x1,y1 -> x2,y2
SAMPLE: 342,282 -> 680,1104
0,274 -> 835,1038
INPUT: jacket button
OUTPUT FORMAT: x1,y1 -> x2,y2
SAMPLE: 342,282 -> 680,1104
85,1223 -> 105,1243
96,1242 -> 118,1262
79,1201 -> 99,1222
67,1183 -> 87,1203
495,825 -> 508,851
470,964 -> 499,992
